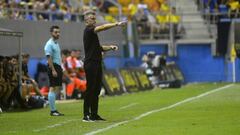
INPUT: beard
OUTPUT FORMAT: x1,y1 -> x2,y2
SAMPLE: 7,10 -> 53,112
53,35 -> 59,40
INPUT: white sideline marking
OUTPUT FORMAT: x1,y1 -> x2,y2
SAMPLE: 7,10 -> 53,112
33,119 -> 81,132
7,131 -> 17,134
119,103 -> 138,110
85,84 -> 234,135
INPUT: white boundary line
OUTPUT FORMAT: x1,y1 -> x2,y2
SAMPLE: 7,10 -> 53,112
32,103 -> 139,133
33,119 -> 82,132
85,84 -> 234,135
119,103 -> 138,110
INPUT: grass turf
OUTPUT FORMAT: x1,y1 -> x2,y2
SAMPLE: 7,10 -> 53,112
0,83 -> 239,135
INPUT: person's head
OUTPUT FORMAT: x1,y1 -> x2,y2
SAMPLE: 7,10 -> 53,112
22,53 -> 30,64
84,10 -> 96,27
75,50 -> 81,58
50,25 -> 60,40
70,49 -> 77,57
171,7 -> 176,14
10,55 -> 18,65
61,49 -> 70,61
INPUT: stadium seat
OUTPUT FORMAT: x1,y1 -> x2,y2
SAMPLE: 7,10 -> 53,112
104,15 -> 117,23
118,0 -> 131,6
156,15 -> 167,24
108,6 -> 119,16
122,6 -> 129,16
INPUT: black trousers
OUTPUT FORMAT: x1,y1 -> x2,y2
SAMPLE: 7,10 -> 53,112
83,60 -> 102,116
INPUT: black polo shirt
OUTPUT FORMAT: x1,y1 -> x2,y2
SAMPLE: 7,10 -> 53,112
22,63 -> 28,76
83,26 -> 103,62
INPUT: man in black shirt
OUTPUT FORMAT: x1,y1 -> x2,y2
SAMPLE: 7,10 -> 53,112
21,53 -> 42,100
82,10 -> 127,122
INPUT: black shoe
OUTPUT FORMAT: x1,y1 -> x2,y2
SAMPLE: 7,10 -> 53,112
82,115 -> 95,122
91,114 -> 106,121
50,110 -> 64,116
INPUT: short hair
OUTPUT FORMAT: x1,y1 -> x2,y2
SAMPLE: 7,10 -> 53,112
50,25 -> 60,32
22,53 -> 30,58
83,10 -> 95,20
61,49 -> 70,56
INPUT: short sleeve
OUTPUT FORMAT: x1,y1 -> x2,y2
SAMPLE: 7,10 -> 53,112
44,42 -> 52,56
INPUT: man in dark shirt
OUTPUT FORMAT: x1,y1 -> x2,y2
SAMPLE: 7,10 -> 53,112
21,53 -> 43,107
82,10 -> 127,122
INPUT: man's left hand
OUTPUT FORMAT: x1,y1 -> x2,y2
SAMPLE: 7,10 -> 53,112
111,45 -> 118,51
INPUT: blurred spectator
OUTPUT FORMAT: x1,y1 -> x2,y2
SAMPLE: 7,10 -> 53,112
155,0 -> 170,34
166,7 -> 184,38
138,0 -> 149,15
93,0 -> 104,10
128,0 -> 138,20
48,3 -> 61,21
226,0 -> 240,18
64,50 -> 86,99
100,0 -> 114,13
25,3 -> 36,21
135,6 -> 149,36
0,56 -> 7,110
207,0 -> 219,13
145,0 -> 161,12
0,55 -> 25,110
21,53 -> 43,100
1,56 -> 19,109
218,0 -> 229,19
159,0 -> 170,13
20,53 -> 49,109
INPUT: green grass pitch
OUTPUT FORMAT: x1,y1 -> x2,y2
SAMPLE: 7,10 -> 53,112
0,83 -> 240,135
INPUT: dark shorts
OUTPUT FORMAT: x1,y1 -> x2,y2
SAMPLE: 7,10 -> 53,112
47,63 -> 63,87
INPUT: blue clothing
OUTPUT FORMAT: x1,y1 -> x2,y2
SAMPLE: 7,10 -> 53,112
219,4 -> 228,13
209,0 -> 218,13
25,14 -> 35,21
44,38 -> 62,66
48,91 -> 56,111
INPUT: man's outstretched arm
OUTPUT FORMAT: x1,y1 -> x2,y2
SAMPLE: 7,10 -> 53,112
94,21 -> 127,33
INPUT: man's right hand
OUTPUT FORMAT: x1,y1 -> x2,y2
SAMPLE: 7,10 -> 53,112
117,20 -> 128,27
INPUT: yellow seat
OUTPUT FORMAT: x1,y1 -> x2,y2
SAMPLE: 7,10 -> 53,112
166,15 -> 180,23
83,0 -> 90,4
118,0 -> 131,6
161,3 -> 170,12
128,4 -> 138,16
122,6 -> 130,16
104,15 -> 117,23
228,1 -> 240,10
108,6 -> 119,16
156,15 -> 167,23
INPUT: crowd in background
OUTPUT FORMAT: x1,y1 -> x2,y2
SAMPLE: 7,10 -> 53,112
0,54 -> 50,111
61,49 -> 86,99
0,0 -> 173,22
197,0 -> 240,24
0,48 -> 87,111
0,0 -> 81,22
1,0 -> 240,38
0,0 -> 184,39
